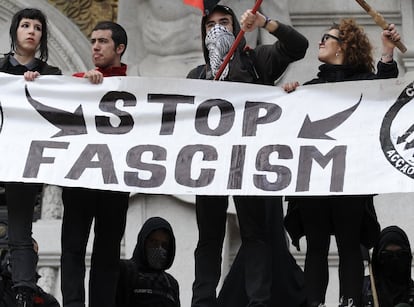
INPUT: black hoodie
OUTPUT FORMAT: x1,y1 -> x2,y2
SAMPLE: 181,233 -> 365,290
366,226 -> 414,307
116,217 -> 180,307
187,4 -> 308,85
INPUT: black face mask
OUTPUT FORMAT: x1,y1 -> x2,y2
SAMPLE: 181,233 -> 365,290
146,246 -> 168,270
379,250 -> 411,283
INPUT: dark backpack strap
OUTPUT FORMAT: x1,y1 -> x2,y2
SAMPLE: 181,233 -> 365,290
197,65 -> 207,79
242,46 -> 259,83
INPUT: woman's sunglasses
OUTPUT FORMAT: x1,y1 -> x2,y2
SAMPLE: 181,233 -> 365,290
321,33 -> 341,43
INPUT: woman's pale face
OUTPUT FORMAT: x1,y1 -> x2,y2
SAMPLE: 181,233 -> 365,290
16,18 -> 42,55
318,29 -> 343,65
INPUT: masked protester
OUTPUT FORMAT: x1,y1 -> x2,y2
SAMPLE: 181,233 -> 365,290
187,5 -> 308,307
362,226 -> 414,307
116,217 -> 179,307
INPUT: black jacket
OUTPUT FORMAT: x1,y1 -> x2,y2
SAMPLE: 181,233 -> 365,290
116,217 -> 179,307
187,7 -> 308,85
305,61 -> 398,84
0,53 -> 61,76
0,278 -> 60,307
0,250 -> 60,307
285,196 -> 380,251
284,61 -> 398,251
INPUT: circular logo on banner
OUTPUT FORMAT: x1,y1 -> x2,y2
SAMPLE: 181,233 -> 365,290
380,81 -> 414,178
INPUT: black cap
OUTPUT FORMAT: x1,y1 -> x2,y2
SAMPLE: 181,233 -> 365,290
204,0 -> 222,15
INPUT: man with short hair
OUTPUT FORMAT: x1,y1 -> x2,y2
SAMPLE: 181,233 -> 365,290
60,21 -> 130,307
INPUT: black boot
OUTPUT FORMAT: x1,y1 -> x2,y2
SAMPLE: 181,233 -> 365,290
15,287 -> 34,307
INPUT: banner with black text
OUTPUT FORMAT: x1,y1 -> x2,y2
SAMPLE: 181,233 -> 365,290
0,72 -> 413,195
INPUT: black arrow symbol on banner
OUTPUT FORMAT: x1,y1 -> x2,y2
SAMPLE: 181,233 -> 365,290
404,140 -> 414,150
25,85 -> 87,138
397,123 -> 414,150
298,94 -> 362,140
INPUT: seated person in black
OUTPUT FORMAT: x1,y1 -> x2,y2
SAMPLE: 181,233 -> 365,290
116,217 -> 179,307
363,226 -> 414,307
0,239 -> 60,307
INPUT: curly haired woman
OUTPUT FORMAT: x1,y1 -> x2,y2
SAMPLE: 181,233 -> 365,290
283,19 -> 401,307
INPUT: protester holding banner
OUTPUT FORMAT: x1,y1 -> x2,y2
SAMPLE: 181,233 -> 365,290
187,4 -> 308,307
60,21 -> 129,307
0,8 -> 61,307
283,19 -> 401,307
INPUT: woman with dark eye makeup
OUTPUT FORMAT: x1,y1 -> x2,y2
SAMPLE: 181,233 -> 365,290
0,8 -> 61,307
283,18 -> 401,307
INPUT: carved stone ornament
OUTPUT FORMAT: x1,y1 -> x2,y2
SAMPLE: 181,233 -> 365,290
47,0 -> 118,37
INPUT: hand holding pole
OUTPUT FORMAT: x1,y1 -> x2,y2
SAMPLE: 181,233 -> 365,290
214,0 -> 263,80
355,0 -> 407,53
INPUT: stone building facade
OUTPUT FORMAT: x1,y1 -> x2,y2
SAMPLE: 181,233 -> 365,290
0,0 -> 413,306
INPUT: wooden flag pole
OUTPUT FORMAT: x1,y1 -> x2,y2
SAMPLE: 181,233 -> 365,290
214,0 -> 263,80
368,258 -> 380,307
355,0 -> 407,53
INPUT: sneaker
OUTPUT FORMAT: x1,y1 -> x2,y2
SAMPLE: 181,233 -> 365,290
15,287 -> 34,307
339,297 -> 356,307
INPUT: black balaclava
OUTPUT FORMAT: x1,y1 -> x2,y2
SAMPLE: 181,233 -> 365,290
372,225 -> 413,307
132,217 -> 176,272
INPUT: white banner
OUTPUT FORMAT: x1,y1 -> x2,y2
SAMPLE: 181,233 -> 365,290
0,72 -> 413,196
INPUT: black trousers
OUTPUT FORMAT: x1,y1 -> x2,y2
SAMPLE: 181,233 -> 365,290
5,182 -> 41,291
191,195 -> 271,307
217,196 -> 307,307
61,188 -> 129,307
299,197 -> 365,306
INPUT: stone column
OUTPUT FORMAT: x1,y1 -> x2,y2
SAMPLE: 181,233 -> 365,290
41,185 -> 63,220
401,0 -> 414,72
35,185 -> 63,301
118,0 -> 203,77
37,266 -> 58,294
